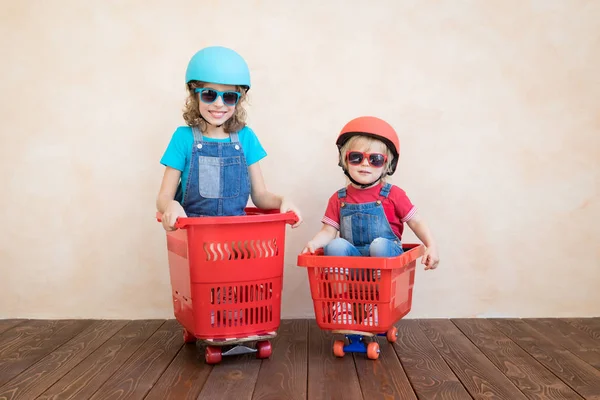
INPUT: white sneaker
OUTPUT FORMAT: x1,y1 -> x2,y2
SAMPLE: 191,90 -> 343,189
363,304 -> 379,326
331,302 -> 354,324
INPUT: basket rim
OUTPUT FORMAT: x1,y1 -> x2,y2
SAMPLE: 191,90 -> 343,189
156,208 -> 298,228
297,243 -> 425,270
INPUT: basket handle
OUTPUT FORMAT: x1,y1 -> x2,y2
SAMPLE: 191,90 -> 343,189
155,212 -> 185,229
299,248 -> 324,256
284,211 -> 300,226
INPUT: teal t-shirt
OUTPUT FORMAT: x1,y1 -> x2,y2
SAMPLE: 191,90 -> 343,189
160,125 -> 267,199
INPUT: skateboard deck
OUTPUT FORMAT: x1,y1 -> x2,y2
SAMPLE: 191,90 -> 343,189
332,329 -> 376,337
199,331 -> 277,346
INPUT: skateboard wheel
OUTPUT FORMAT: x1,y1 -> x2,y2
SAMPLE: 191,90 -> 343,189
386,326 -> 398,343
333,340 -> 345,357
205,346 -> 222,364
256,340 -> 272,359
366,341 -> 380,360
183,329 -> 196,344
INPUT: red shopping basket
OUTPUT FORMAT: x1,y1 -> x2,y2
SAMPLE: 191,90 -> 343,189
158,208 -> 298,341
297,243 -> 424,334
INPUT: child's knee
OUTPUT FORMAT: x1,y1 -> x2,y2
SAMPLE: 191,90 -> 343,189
369,237 -> 391,257
324,238 -> 354,256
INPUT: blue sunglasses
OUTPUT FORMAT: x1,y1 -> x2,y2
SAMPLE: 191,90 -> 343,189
194,88 -> 241,106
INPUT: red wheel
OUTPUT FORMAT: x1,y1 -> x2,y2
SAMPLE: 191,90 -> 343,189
333,340 -> 345,357
205,346 -> 222,364
386,327 -> 398,343
366,341 -> 380,360
256,340 -> 272,359
183,329 -> 196,344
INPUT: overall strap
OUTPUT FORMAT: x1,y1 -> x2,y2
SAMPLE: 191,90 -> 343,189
192,126 -> 204,143
379,182 -> 392,198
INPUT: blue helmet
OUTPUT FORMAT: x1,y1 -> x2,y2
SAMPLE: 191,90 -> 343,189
185,46 -> 251,90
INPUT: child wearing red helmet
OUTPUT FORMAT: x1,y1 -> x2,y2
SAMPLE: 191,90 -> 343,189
302,116 -> 439,323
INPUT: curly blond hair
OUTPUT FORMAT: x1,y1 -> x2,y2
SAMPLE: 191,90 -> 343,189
182,81 -> 248,133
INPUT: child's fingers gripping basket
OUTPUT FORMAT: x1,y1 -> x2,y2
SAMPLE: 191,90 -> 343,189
297,244 -> 424,334
158,208 -> 298,341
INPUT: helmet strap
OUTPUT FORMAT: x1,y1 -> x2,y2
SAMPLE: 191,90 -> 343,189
343,169 -> 385,189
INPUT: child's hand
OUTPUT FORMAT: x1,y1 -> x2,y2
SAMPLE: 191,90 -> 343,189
162,200 -> 187,231
422,246 -> 440,270
280,198 -> 303,228
301,241 -> 317,254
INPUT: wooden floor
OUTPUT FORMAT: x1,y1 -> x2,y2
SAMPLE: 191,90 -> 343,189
1,318 -> 600,399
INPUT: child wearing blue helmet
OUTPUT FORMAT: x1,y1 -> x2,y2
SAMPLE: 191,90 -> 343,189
157,46 -> 302,230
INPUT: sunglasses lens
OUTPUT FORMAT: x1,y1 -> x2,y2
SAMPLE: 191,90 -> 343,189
222,92 -> 239,106
369,154 -> 386,167
347,151 -> 364,165
200,89 -> 217,103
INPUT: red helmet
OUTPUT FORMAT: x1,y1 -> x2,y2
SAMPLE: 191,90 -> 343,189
336,116 -> 400,175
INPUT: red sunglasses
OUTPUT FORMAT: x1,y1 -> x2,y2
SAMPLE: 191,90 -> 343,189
346,151 -> 388,168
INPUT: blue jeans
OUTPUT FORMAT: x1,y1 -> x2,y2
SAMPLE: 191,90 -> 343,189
324,237 -> 404,257
324,237 -> 404,282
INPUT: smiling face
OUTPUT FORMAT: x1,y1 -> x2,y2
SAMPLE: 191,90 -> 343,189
342,136 -> 391,186
197,83 -> 238,126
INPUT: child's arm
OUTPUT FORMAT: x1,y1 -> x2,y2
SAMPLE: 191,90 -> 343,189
248,163 -> 302,227
156,167 -> 187,231
302,224 -> 338,253
406,213 -> 439,270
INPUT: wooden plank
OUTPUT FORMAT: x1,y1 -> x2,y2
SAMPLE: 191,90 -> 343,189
197,345 -> 264,400
144,344 -> 211,400
0,320 -> 26,335
88,319 -> 182,400
37,320 -> 163,400
354,338 -> 417,399
0,320 -> 91,387
418,319 -> 528,399
0,320 -> 128,400
492,319 -> 600,400
564,318 -> 600,342
252,319 -> 308,400
525,319 -> 600,370
394,320 -> 474,400
0,320 -> 63,355
307,320 -> 362,400
453,319 -> 582,400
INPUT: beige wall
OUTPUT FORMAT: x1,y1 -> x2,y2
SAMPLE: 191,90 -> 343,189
1,1 -> 598,319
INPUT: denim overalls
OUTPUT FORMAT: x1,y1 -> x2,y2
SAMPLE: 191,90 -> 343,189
325,183 -> 403,324
178,127 -> 251,217
325,183 -> 404,258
